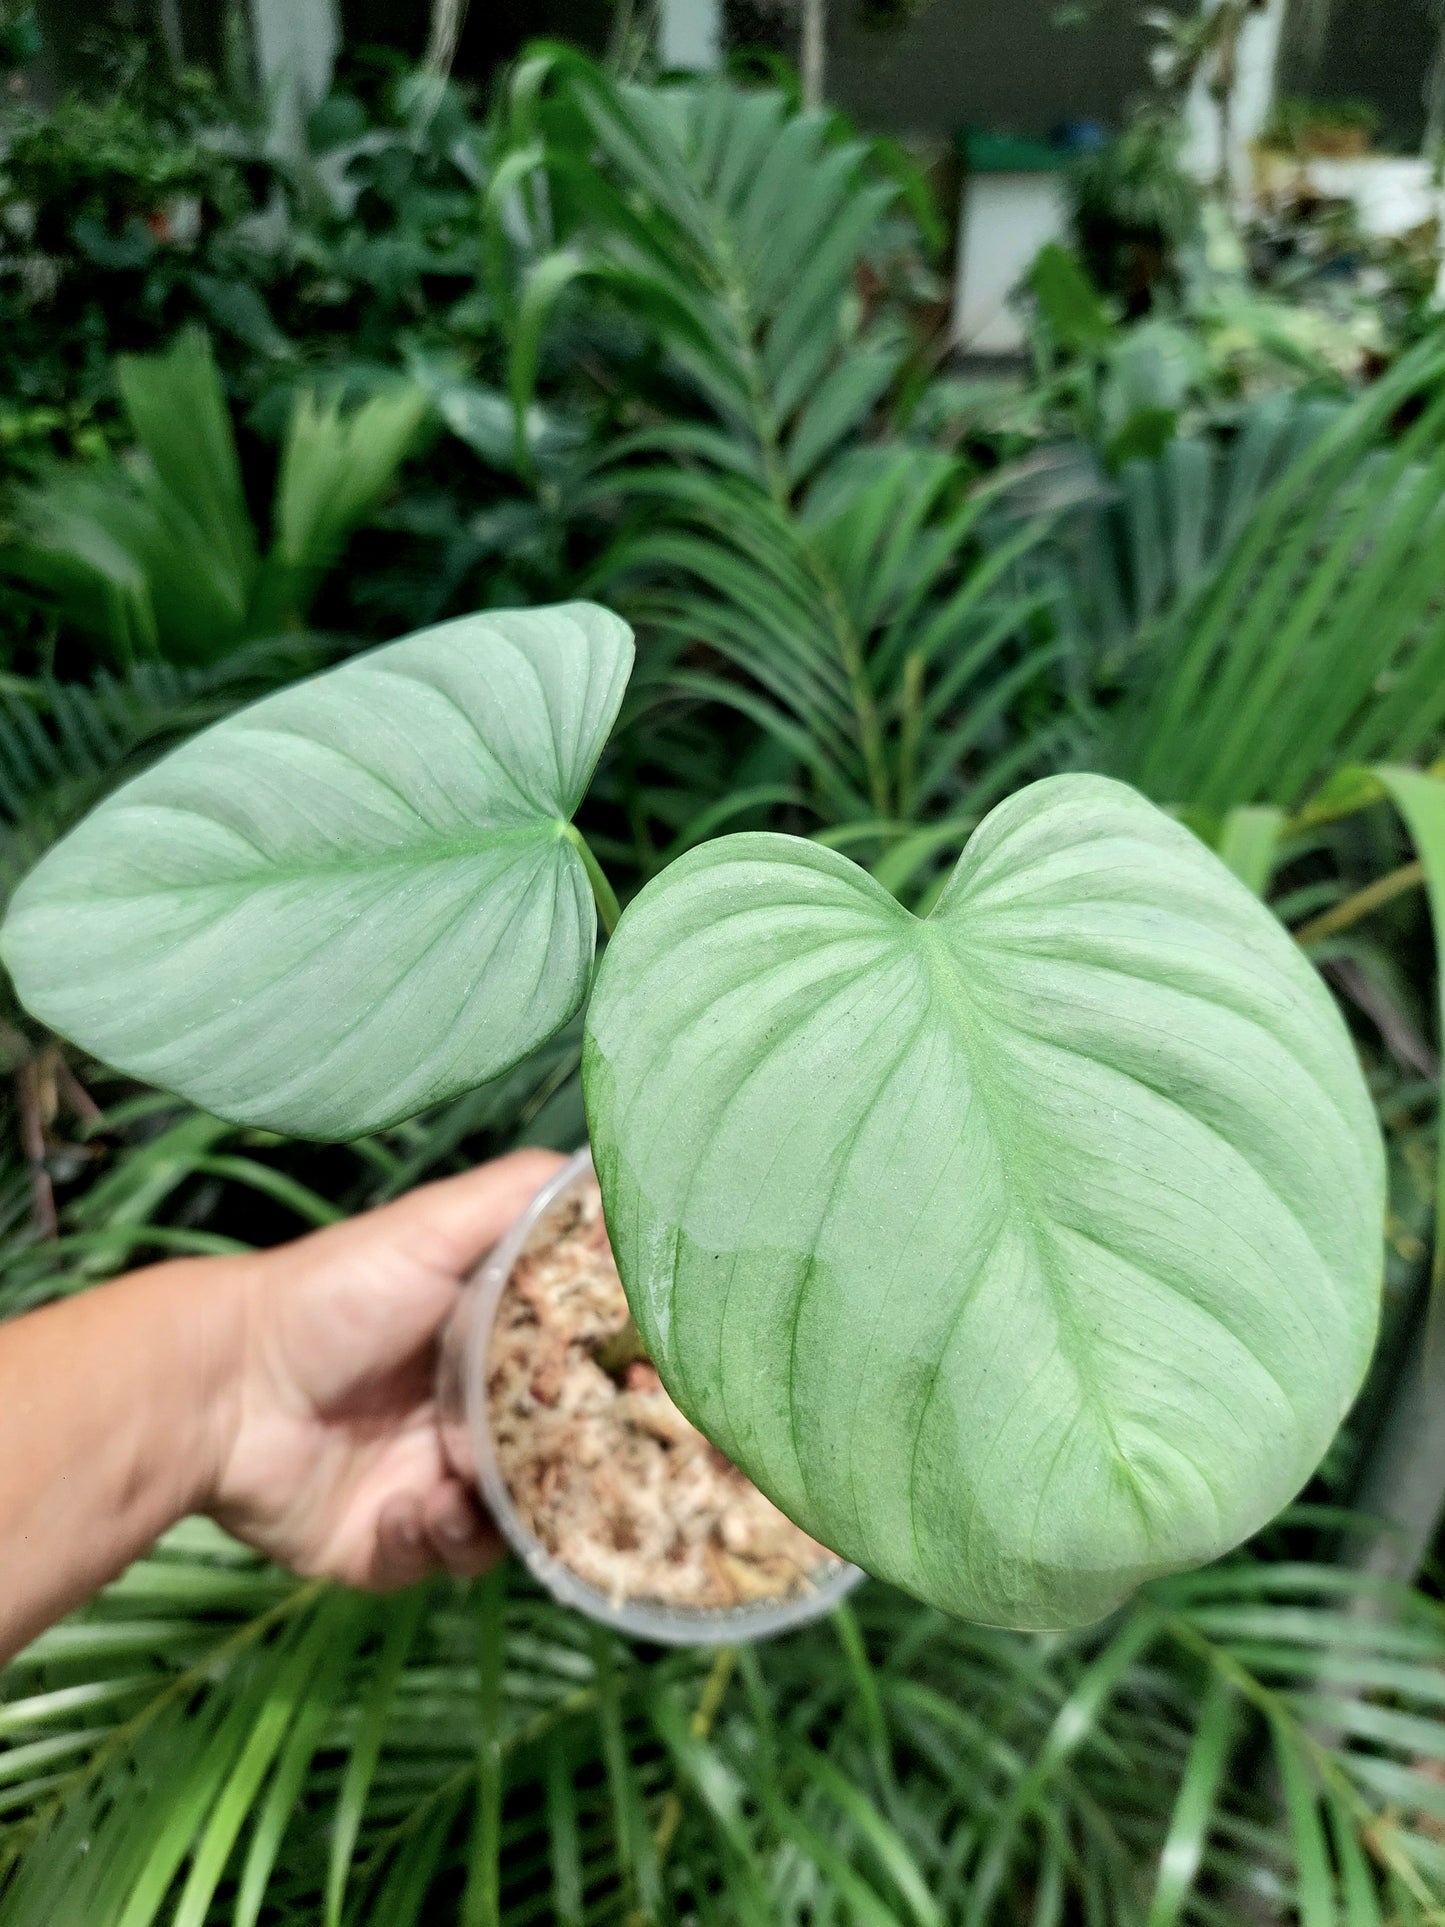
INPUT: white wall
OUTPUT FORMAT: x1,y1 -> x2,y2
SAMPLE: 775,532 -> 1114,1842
953,175 -> 1069,354
657,0 -> 722,73
1183,0 -> 1288,200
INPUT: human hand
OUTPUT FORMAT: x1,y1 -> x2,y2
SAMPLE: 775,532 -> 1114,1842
208,1148 -> 564,1591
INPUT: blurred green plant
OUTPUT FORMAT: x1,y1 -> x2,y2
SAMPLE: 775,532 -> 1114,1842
4,332 -> 427,667
0,56 -> 494,477
1263,95 -> 1385,159
1067,114 -> 1200,316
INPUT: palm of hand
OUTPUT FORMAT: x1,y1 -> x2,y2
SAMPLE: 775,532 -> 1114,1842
209,1151 -> 562,1590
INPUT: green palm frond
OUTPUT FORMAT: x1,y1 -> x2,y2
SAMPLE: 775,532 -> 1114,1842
1015,389 -> 1343,671
22,1062 -> 1443,1924
591,442 -> 1069,845
6,1530 -> 1445,1925
495,64 -> 1071,848
504,59 -> 907,492
2,1052 -> 1439,1924
1101,337 -> 1445,813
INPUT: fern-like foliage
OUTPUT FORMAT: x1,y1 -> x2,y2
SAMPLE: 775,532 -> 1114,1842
498,61 -> 1072,862
1095,339 -> 1445,813
1006,390 -> 1341,673
4,1521 -> 1445,1923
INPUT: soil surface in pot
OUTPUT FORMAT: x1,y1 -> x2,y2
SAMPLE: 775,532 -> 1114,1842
486,1174 -> 836,1612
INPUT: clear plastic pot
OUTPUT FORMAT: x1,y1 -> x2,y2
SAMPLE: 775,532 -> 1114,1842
437,1145 -> 864,1646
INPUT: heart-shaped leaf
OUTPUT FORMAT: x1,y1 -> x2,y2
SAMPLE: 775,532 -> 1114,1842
3,603 -> 633,1137
584,774 -> 1384,1628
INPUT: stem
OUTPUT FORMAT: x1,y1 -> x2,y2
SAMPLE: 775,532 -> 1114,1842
799,0 -> 826,110
15,1057 -> 56,1240
565,826 -> 621,936
1293,860 -> 1425,946
896,651 -> 923,824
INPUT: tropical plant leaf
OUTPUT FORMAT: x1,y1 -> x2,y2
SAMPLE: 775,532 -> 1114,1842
5,332 -> 258,668
1,604 -> 633,1137
509,63 -> 904,482
584,773 -> 1385,1626
115,328 -> 258,597
257,384 -> 431,631
0,643 -> 323,914
4,335 -> 428,666
1023,388 -> 1342,673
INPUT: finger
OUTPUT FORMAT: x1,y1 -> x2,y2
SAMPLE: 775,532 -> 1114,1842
259,1150 -> 571,1390
369,1489 -> 440,1592
422,1479 -> 504,1580
324,1149 -> 567,1279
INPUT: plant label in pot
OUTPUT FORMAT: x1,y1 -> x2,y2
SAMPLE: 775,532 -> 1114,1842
1,603 -> 1386,1633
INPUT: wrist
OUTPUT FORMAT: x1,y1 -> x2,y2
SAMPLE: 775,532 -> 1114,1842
0,1245 -> 259,1662
129,1253 -> 256,1526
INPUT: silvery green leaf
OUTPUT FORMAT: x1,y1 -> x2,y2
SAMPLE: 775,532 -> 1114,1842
3,603 -> 632,1138
584,774 -> 1384,1628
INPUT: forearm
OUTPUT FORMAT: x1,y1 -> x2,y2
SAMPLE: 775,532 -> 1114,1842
0,1256 -> 245,1663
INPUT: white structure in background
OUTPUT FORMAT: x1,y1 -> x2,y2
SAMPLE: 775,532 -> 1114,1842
1182,0 -> 1445,280
1305,157 -> 1445,241
658,0 -> 723,72
1181,0 -> 1288,202
952,0 -> 1445,354
952,0 -> 1288,355
1273,152 -> 1445,302
249,0 -> 340,154
952,172 -> 1067,355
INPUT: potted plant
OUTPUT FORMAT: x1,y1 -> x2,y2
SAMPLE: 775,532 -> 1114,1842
0,603 -> 1385,1632
1262,97 -> 1384,162
435,1143 -> 864,1643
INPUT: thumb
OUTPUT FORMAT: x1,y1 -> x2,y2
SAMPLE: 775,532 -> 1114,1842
315,1147 -> 568,1280
247,1149 -> 570,1412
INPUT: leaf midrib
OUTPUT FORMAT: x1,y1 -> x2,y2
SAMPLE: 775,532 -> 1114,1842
914,918 -> 1153,1527
56,809 -> 569,901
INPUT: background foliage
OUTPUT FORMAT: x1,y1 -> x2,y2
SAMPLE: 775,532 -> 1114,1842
4,29 -> 1445,1925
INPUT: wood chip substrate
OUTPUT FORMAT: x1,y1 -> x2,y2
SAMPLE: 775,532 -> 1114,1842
486,1174 -> 836,1612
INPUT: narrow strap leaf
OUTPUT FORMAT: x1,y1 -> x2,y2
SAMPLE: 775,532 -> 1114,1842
172,1605 -> 337,1927
589,1624 -> 662,1921
1144,1672 -> 1235,1927
543,1728 -> 585,1927
461,1565 -> 509,1927
234,1592 -> 366,1927
1268,1712 -> 1336,1927
325,1588 -> 428,1927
